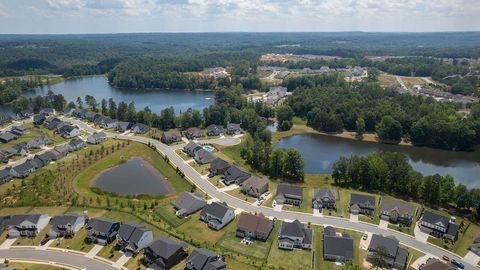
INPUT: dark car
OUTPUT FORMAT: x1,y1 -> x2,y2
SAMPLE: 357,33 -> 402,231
451,259 -> 465,269
40,238 -> 49,246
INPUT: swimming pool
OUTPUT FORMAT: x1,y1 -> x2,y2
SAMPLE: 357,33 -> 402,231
203,145 -> 215,152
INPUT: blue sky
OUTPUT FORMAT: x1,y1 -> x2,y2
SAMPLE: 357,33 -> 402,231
0,0 -> 478,34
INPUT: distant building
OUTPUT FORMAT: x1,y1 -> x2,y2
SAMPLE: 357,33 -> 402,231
131,123 -> 150,134
161,130 -> 182,145
87,132 -> 107,144
206,124 -> 224,136
184,127 -> 205,140
226,123 -> 243,135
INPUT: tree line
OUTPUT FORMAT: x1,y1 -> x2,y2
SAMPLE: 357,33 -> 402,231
332,152 -> 480,218
284,73 -> 480,151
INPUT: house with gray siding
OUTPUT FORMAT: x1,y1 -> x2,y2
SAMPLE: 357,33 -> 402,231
200,202 -> 235,230
186,248 -> 226,270
48,213 -> 87,239
275,184 -> 303,206
323,226 -> 354,262
278,219 -> 312,250
367,234 -> 408,270
312,188 -> 336,210
116,223 -> 153,253
173,192 -> 206,218
85,217 -> 121,245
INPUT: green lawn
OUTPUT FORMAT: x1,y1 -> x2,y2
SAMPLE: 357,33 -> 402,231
97,241 -> 123,261
267,223 -> 313,270
156,204 -> 189,227
283,187 -> 313,213
28,206 -> 69,217
51,228 -> 94,252
190,162 -> 210,176
13,225 -> 50,246
0,122 -> 67,151
124,254 -> 148,270
0,206 -> 33,215
175,149 -> 192,161
218,222 -> 277,259
225,258 -> 257,270
6,262 -> 66,270
226,188 -> 256,203
406,247 -> 425,270
177,212 -> 234,245
67,206 -> 108,218
207,175 -> 224,188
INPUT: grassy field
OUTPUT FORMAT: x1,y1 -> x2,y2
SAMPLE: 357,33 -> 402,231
219,222 -> 277,259
28,206 -> 69,216
155,204 -> 190,227
267,222 -> 313,270
406,247 -> 426,270
226,188 -> 256,203
6,262 -> 66,270
176,212 -> 236,245
175,149 -> 191,161
97,241 -> 123,261
190,162 -> 210,176
0,122 -> 67,151
0,206 -> 34,215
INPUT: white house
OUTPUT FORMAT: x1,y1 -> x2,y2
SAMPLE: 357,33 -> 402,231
200,202 -> 235,230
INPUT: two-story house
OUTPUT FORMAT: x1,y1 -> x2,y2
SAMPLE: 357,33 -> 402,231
200,202 -> 235,230
278,219 -> 312,250
241,177 -> 269,199
85,217 -> 121,245
349,193 -> 376,215
380,199 -> 414,226
323,226 -> 354,262
173,192 -> 206,218
420,211 -> 459,241
186,248 -> 227,270
144,237 -> 188,270
367,234 -> 409,270
236,212 -> 273,241
312,188 -> 336,210
116,223 -> 154,253
223,165 -> 251,186
4,214 -> 50,238
48,213 -> 87,239
275,184 -> 303,206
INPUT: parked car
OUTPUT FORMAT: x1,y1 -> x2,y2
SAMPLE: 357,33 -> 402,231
40,238 -> 49,246
442,255 -> 450,261
451,259 -> 465,269
363,234 -> 368,240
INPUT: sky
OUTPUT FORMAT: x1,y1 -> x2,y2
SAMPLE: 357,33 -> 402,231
0,0 -> 479,34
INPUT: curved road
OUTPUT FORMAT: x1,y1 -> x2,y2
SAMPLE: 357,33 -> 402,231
62,117 -> 477,270
0,249 -> 117,270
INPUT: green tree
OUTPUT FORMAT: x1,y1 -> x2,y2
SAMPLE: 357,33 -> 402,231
269,148 -> 286,178
375,115 -> 402,142
355,117 -> 366,138
282,148 -> 305,182
369,246 -> 389,270
276,105 -> 294,131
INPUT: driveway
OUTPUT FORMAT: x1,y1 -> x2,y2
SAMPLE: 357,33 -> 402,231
349,214 -> 359,223
313,209 -> 323,217
273,203 -> 283,212
85,244 -> 103,258
379,220 -> 389,229
410,254 -> 434,270
113,252 -> 132,268
359,232 -> 372,250
0,239 -> 16,250
464,251 -> 480,266
414,223 -> 430,243
0,249 -> 117,270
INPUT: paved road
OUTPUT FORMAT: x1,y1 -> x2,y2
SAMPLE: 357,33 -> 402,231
0,249 -> 117,270
64,117 -> 477,270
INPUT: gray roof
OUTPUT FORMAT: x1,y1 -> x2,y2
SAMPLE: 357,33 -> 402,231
116,121 -> 131,130
207,124 -> 224,132
11,161 -> 34,175
86,217 -> 119,234
314,188 -> 336,201
184,141 -> 201,153
146,237 -> 187,259
187,248 -> 225,270
201,201 -> 231,220
89,131 -> 106,140
276,184 -> 303,200
27,136 -> 52,148
0,132 -> 17,141
210,158 -> 230,171
279,220 -> 312,244
131,123 -> 150,133
381,199 -> 413,215
51,213 -> 85,233
227,123 -> 241,130
324,230 -> 354,260
368,234 -> 399,258
69,138 -> 85,148
195,149 -> 216,164
3,214 -> 44,226
350,193 -> 375,208
54,144 -> 70,155
223,165 -> 251,184
173,192 -> 206,214
446,223 -> 459,237
242,176 -> 269,190
422,211 -> 450,228
324,226 -> 336,236
118,223 -> 152,248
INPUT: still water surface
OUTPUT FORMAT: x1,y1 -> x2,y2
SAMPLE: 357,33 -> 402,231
275,133 -> 480,188
32,75 -> 214,114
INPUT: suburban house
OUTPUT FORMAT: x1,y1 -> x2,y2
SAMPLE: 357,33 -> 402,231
323,226 -> 354,262
116,223 -> 154,253
420,258 -> 456,270
17,109 -> 34,119
173,192 -> 206,218
312,188 -> 336,210
223,165 -> 251,186
278,219 -> 312,250
209,158 -> 230,176
116,121 -> 132,132
236,212 -> 273,241
10,143 -> 29,156
161,130 -> 182,145
48,213 -> 87,239
470,236 -> 480,256
226,123 -> 243,135
144,237 -> 188,270
183,141 -> 202,157
62,107 -> 74,115
275,184 -> 303,206
264,86 -> 288,106
0,150 -> 13,163
3,214 -> 50,238
0,132 -> 18,143
87,132 -> 107,144
200,201 -> 235,230
367,234 -> 408,270
72,109 -> 87,118
0,169 -> 12,185
85,217 -> 121,245
186,248 -> 226,270
85,111 -> 98,121
52,145 -> 70,159
10,161 -> 35,178
419,211 -> 459,240
206,124 -> 224,136
184,127 -> 205,140
241,176 -> 269,198
68,138 -> 85,151
39,108 -> 55,116
27,136 -> 52,149
58,125 -> 82,138
33,114 -> 46,125
194,148 -> 216,165
98,116 -> 117,129
44,117 -> 62,130
10,125 -> 28,136
131,123 -> 150,134
380,199 -> 414,226
349,193 -> 376,215
34,151 -> 56,167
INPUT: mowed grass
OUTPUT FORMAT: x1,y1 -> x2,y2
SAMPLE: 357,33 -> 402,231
28,206 -> 69,217
226,188 -> 256,203
175,149 -> 191,161
51,228 -> 93,252
6,262 -> 66,270
283,187 -> 313,213
97,241 -> 123,261
156,204 -> 189,227
176,212 -> 235,245
0,206 -> 34,216
13,224 -> 50,246
267,223 -> 312,270
225,258 -> 257,270
218,221 -> 277,259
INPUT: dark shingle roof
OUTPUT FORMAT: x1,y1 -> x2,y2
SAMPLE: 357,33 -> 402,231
201,202 -> 231,220
276,184 -> 303,200
314,188 -> 336,201
173,192 -> 206,214
350,193 -> 375,207
223,165 -> 251,184
280,220 -> 312,244
187,248 -> 225,270
210,158 -> 230,171
86,217 -> 118,234
147,237 -> 187,259
368,234 -> 399,258
422,211 -> 450,228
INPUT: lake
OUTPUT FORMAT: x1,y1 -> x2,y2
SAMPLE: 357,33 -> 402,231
275,133 -> 480,188
32,75 -> 214,114
90,157 -> 175,196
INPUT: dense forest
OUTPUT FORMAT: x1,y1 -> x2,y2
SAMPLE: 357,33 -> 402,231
285,74 -> 480,150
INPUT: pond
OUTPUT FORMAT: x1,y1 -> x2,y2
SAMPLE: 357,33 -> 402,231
275,133 -> 480,189
31,75 -> 214,114
90,157 -> 175,196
